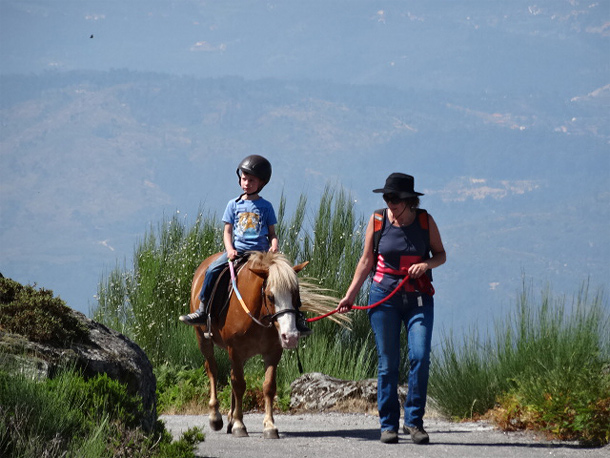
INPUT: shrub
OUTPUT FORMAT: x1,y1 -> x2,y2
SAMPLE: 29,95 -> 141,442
0,277 -> 88,345
429,282 -> 609,446
156,364 -> 212,414
47,371 -> 144,429
489,363 -> 610,446
0,368 -> 203,457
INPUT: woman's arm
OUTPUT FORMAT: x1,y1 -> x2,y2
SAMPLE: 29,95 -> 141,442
336,214 -> 376,313
407,213 -> 446,278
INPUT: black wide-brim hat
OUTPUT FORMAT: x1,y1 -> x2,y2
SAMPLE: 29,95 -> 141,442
373,173 -> 424,198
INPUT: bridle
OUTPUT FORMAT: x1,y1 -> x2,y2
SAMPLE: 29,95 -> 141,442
230,260 -> 299,328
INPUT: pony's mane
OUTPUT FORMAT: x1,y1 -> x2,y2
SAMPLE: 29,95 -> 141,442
247,251 -> 298,292
247,251 -> 350,328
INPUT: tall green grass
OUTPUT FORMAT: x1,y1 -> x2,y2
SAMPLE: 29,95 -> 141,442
94,210 -> 223,366
0,367 -> 203,457
429,281 -> 609,445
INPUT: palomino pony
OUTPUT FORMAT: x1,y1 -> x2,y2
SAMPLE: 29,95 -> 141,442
190,251 -> 309,439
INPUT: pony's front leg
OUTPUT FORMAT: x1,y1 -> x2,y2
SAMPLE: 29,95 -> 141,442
204,357 -> 223,431
262,351 -> 282,439
227,357 -> 248,437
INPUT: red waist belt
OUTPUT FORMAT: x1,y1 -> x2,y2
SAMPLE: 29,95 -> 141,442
376,267 -> 435,296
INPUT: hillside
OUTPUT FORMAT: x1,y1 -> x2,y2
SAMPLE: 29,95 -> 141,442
1,71 -> 607,338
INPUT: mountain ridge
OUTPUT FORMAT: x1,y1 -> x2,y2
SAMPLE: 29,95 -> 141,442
1,71 -> 607,338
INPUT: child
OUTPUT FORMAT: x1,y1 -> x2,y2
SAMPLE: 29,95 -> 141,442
179,155 -> 312,337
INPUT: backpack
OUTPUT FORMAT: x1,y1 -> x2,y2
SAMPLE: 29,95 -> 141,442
372,208 -> 432,281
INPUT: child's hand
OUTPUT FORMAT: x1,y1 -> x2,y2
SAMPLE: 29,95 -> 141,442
227,249 -> 239,260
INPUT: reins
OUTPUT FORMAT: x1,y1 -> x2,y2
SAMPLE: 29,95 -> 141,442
305,274 -> 412,323
231,258 -> 417,326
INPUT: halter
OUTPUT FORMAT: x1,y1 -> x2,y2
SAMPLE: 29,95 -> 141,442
229,260 -> 298,328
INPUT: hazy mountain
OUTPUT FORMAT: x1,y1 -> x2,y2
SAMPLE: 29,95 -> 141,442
0,0 -> 608,339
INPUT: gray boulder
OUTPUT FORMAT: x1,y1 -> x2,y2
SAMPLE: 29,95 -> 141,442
290,372 -> 407,411
0,310 -> 156,432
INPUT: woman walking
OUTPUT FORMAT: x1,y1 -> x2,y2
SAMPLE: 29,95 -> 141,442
337,173 -> 446,444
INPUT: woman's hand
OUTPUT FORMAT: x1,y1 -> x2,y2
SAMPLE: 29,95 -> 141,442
407,262 -> 429,279
336,296 -> 353,314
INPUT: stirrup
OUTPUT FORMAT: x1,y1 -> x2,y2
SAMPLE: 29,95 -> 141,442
203,314 -> 213,339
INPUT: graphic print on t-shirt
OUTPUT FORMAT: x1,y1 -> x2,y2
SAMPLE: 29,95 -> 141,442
236,211 -> 261,241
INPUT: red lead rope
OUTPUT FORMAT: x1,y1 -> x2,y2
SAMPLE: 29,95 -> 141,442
306,275 -> 412,323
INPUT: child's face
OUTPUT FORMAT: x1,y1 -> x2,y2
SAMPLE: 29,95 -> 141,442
240,172 -> 262,194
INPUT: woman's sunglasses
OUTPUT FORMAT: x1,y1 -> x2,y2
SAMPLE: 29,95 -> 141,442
383,194 -> 404,204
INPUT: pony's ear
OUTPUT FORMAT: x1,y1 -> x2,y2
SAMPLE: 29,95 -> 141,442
293,261 -> 309,273
249,267 -> 269,279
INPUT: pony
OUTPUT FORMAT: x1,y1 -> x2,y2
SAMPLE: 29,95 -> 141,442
190,251 -> 346,439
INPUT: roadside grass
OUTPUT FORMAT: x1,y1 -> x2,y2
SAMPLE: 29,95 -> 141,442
429,282 -> 609,446
0,367 -> 204,458
87,187 -> 610,447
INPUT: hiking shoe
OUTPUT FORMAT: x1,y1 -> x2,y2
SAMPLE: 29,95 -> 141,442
179,310 -> 207,326
380,430 -> 398,444
296,313 -> 313,337
403,425 -> 430,444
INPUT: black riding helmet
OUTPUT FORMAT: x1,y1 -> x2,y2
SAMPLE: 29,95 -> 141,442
236,155 -> 272,193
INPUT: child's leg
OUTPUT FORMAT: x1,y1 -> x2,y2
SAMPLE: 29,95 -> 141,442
180,253 -> 228,325
197,253 -> 229,312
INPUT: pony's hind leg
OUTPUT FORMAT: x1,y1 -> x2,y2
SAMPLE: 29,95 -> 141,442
227,353 -> 248,437
196,328 -> 223,431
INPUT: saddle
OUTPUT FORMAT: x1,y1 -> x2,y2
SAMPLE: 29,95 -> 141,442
206,255 -> 249,320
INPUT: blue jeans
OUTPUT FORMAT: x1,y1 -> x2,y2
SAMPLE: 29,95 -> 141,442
198,252 -> 229,308
368,283 -> 434,432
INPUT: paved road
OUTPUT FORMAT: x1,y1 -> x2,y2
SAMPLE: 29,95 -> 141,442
160,412 -> 608,458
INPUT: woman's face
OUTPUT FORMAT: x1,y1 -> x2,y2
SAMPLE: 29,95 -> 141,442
383,193 -> 407,212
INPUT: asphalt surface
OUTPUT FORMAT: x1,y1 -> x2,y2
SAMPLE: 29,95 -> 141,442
160,412 -> 609,458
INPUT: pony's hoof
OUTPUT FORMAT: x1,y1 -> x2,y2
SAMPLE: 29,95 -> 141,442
231,427 -> 249,438
263,428 -> 280,439
209,417 -> 223,431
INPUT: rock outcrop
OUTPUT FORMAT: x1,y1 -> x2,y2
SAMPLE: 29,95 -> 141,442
0,309 -> 156,432
290,372 -> 407,411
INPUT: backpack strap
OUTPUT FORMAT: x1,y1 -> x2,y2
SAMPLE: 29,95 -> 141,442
416,209 -> 433,282
416,209 -> 430,251
372,208 -> 386,261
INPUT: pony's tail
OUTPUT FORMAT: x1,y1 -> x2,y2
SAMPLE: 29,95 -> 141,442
298,279 -> 351,328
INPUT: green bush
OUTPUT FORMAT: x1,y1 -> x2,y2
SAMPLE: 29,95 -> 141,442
46,371 -> 144,429
0,369 -> 85,456
0,277 -> 88,345
429,282 -> 609,446
0,368 -> 203,458
491,366 -> 610,446
156,363 -> 212,414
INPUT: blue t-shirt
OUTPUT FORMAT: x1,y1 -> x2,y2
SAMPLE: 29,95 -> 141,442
222,196 -> 277,253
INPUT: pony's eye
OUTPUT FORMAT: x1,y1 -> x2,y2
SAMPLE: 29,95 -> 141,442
266,292 -> 275,303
